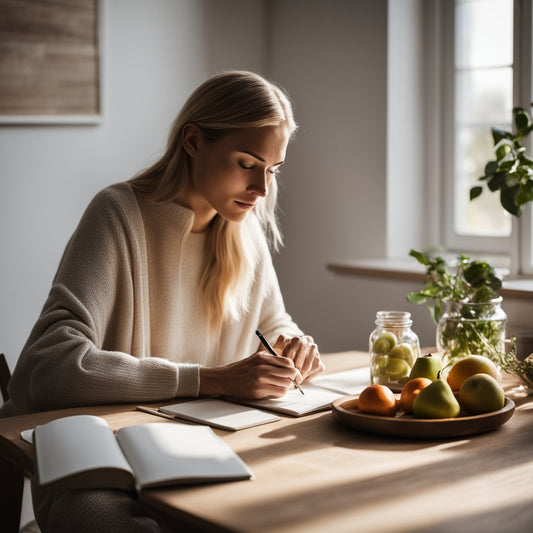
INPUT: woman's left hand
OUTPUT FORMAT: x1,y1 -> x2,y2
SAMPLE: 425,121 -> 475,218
272,334 -> 325,381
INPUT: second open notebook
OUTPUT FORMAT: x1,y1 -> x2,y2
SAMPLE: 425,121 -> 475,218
159,367 -> 371,423
33,415 -> 253,492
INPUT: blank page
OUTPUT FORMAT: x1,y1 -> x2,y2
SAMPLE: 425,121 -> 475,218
34,415 -> 133,486
159,399 -> 280,430
116,423 -> 253,489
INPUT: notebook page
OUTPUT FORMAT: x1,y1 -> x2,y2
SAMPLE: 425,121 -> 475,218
159,399 -> 280,431
116,423 -> 253,488
310,367 -> 370,395
34,415 -> 133,486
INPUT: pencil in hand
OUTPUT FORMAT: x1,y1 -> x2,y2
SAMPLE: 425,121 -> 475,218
255,329 -> 305,395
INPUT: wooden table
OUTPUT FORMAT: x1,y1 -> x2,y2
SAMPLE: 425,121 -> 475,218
1,352 -> 532,533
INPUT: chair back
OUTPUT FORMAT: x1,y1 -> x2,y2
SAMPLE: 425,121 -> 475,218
0,353 -> 11,402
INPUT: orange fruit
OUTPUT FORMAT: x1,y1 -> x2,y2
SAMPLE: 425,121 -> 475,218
399,377 -> 432,413
446,355 -> 500,391
358,385 -> 398,417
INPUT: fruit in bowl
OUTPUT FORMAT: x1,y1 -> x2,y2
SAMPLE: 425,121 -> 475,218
458,373 -> 505,414
357,384 -> 398,417
446,355 -> 500,391
412,372 -> 460,419
408,353 -> 442,381
399,377 -> 432,413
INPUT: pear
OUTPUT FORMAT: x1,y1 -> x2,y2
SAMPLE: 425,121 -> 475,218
408,353 -> 442,381
412,372 -> 460,419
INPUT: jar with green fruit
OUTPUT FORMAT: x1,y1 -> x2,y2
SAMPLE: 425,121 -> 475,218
369,311 -> 420,390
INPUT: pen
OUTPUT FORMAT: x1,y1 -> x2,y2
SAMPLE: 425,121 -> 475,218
135,405 -> 181,421
255,329 -> 305,395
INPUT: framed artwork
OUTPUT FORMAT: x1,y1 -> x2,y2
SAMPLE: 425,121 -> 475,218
0,0 -> 102,124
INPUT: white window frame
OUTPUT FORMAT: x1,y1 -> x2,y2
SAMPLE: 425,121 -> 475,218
516,0 -> 533,274
435,0 -> 532,275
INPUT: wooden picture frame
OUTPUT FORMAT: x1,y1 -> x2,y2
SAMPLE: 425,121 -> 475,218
0,0 -> 102,124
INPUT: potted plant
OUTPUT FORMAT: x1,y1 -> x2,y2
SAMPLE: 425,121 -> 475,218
470,104 -> 533,216
406,249 -> 507,366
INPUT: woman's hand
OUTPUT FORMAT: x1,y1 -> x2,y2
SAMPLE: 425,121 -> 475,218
199,351 -> 303,399
273,335 -> 325,382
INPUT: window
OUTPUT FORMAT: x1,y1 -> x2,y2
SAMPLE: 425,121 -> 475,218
438,0 -> 532,273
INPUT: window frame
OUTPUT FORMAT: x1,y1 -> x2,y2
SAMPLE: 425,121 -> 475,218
436,0 -> 532,275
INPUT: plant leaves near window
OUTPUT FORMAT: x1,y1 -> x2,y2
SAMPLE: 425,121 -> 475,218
470,104 -> 533,216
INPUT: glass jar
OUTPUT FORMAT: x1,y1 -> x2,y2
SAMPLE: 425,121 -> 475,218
436,297 -> 507,367
369,311 -> 420,389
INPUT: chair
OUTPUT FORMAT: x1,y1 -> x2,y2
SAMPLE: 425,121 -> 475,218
0,353 -> 40,532
0,353 -> 11,402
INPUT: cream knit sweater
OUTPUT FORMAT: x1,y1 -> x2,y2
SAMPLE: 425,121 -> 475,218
2,182 -> 302,416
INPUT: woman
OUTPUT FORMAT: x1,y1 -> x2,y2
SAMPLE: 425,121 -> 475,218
2,71 -> 324,530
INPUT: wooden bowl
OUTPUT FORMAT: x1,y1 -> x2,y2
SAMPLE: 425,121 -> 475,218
331,395 -> 515,439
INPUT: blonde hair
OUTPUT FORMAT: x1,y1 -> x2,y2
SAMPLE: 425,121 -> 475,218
129,71 -> 297,331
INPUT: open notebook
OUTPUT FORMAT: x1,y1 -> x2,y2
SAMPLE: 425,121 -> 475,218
227,367 -> 370,416
30,415 -> 253,492
160,367 -> 371,420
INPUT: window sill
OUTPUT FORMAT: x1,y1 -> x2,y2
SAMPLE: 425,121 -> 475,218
327,259 -> 533,300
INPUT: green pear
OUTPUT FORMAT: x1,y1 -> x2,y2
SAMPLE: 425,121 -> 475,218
408,353 -> 442,381
412,372 -> 460,419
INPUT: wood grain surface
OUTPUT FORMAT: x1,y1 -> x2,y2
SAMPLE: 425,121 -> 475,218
1,351 -> 532,533
0,0 -> 100,116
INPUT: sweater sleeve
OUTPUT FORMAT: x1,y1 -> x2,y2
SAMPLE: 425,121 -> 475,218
7,186 -> 199,415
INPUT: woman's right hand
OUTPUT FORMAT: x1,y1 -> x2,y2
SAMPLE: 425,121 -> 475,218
199,351 -> 303,399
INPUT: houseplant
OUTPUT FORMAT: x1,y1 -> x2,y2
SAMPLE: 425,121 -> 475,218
406,249 -> 507,367
469,104 -> 533,216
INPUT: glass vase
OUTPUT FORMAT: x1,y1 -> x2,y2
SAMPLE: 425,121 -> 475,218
436,297 -> 507,367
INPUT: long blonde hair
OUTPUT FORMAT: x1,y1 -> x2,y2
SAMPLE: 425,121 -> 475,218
129,71 -> 297,331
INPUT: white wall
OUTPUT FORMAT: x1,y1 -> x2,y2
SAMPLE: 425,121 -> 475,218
269,0 -> 437,351
269,0 -> 391,352
387,0 -> 425,258
2,0 -> 529,374
0,0 -> 268,371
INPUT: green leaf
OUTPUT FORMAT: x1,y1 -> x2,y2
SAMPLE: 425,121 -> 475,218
516,184 -> 533,206
487,172 -> 506,191
470,186 -> 483,200
500,186 -> 522,216
484,160 -> 499,175
515,109 -> 530,130
471,285 -> 496,303
406,292 -> 428,304
499,159 -> 518,172
463,261 -> 494,288
517,166 -> 533,178
522,123 -> 533,137
408,249 -> 431,265
492,127 -> 512,144
489,277 -> 503,292
519,153 -> 533,166
496,143 -> 512,161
